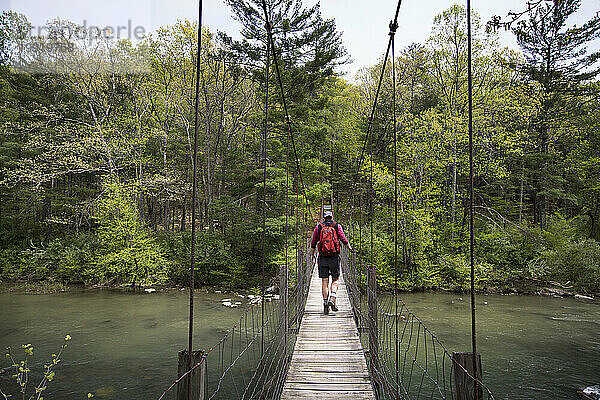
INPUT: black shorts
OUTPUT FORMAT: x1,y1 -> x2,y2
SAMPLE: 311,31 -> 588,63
318,255 -> 340,279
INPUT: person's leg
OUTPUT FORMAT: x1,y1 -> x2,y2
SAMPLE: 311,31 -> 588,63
330,277 -> 339,297
328,276 -> 339,311
322,277 -> 330,301
322,277 -> 330,314
328,256 -> 341,311
318,257 -> 330,314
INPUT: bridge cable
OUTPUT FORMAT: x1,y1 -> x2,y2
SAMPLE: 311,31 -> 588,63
258,0 -> 271,393
258,0 -> 317,394
188,0 -> 203,399
467,0 -> 479,397
342,1 -> 404,393
390,18 -> 400,399
340,0 -> 491,397
345,0 -> 404,217
284,62 -> 290,378
260,1 -> 314,222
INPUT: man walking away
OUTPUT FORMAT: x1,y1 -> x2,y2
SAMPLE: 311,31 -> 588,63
310,211 -> 352,315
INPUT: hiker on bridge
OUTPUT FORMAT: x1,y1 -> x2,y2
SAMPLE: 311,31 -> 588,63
310,211 -> 352,315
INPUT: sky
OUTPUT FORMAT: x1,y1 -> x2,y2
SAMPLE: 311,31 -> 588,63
4,0 -> 600,80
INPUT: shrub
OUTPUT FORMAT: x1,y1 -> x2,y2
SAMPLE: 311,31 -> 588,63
542,239 -> 600,293
158,230 -> 245,287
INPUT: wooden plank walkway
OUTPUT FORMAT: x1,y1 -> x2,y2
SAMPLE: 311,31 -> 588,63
280,263 -> 375,399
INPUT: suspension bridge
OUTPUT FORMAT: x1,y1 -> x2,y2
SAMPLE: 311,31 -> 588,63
156,0 -> 497,399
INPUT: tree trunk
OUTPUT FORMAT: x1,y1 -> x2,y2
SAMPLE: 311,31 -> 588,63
519,160 -> 524,223
164,201 -> 170,231
180,199 -> 186,232
452,140 -> 457,244
171,205 -> 175,231
590,210 -> 599,240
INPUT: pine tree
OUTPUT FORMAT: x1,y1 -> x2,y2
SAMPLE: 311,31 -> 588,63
222,0 -> 346,92
512,0 -> 600,229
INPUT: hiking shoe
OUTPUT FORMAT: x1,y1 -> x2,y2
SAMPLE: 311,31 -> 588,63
324,303 -> 329,315
328,298 -> 338,312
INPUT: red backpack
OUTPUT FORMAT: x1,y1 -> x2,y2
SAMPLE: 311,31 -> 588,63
318,221 -> 340,256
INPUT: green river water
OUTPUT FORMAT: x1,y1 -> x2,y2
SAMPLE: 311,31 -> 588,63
0,290 -> 598,399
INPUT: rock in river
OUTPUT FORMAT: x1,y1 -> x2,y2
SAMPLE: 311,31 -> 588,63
581,385 -> 600,400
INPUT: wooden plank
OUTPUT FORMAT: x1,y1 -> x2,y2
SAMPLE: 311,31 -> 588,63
285,382 -> 373,391
280,263 -> 375,400
286,375 -> 370,384
294,343 -> 362,350
287,366 -> 369,374
281,390 -> 374,399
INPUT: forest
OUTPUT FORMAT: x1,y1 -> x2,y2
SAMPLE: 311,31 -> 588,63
1,0 -> 599,294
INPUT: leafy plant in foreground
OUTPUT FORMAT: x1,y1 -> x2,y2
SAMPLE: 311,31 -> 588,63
1,335 -> 74,400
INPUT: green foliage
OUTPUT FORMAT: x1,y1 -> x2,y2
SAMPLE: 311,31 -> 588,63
93,177 -> 167,286
474,215 -> 600,293
541,240 -> 600,294
1,4 -> 599,296
158,230 -> 241,287
0,235 -> 97,284
1,335 -> 72,400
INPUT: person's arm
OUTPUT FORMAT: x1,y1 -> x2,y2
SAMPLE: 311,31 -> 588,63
337,224 -> 352,252
309,224 -> 320,262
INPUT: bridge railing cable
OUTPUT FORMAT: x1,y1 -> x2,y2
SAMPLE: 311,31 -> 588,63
155,0 -> 317,394
341,0 -> 496,398
155,237 -> 314,400
342,250 -> 496,400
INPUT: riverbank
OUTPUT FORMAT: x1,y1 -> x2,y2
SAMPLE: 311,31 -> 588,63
2,279 -> 596,302
0,281 -> 261,300
0,281 -> 73,294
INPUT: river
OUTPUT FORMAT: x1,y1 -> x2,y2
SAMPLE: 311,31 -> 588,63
0,289 -> 598,399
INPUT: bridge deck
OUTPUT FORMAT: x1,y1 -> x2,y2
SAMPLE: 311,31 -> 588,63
280,264 -> 375,399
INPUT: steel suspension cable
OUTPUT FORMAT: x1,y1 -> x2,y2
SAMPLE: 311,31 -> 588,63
467,0 -> 479,398
260,0 -> 313,219
296,173 -> 299,293
188,1 -> 203,399
346,0 -> 404,213
284,73 -> 290,363
259,4 -> 271,393
390,18 -> 400,399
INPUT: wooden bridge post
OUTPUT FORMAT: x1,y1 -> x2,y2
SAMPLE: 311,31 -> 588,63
177,350 -> 206,400
452,352 -> 483,400
296,245 -> 305,325
367,264 -> 379,384
305,238 -> 312,291
349,250 -> 359,326
280,263 -> 288,357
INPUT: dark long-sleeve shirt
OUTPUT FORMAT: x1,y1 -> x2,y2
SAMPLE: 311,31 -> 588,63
310,222 -> 348,249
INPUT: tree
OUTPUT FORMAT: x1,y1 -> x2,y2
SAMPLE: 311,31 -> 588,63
94,177 -> 167,286
511,0 -> 600,229
428,5 -> 502,244
0,10 -> 31,66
